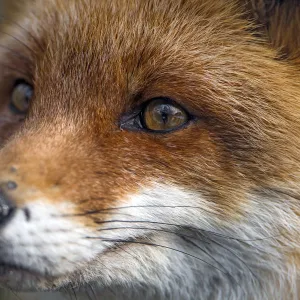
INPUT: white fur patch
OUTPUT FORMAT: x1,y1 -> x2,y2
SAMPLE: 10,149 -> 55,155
0,184 -> 299,300
0,200 -> 104,290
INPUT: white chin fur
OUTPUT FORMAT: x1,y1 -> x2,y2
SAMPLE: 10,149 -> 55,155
0,184 -> 298,300
0,201 -> 104,290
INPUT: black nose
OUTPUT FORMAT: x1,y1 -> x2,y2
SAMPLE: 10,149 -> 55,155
0,181 -> 17,226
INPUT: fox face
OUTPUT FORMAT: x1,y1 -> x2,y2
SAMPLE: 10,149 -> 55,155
0,0 -> 299,299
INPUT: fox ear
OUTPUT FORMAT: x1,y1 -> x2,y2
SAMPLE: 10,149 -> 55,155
250,0 -> 300,61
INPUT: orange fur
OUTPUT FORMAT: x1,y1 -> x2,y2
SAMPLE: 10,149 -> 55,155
0,0 -> 299,298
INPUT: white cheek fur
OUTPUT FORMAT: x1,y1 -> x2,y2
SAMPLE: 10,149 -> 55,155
0,184 -> 298,300
0,201 -> 102,276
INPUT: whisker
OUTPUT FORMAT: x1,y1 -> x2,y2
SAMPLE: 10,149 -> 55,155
57,205 -> 282,241
198,229 -> 281,243
56,203 -> 281,243
95,225 -> 257,286
57,204 -> 214,219
97,226 -> 211,245
94,219 -> 185,228
111,226 -> 230,276
114,243 -> 140,262
201,233 -> 263,287
93,219 -> 281,243
85,236 -> 232,278
85,229 -> 270,290
180,235 -> 230,275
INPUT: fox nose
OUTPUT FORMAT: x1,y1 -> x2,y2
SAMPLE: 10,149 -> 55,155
0,181 -> 17,226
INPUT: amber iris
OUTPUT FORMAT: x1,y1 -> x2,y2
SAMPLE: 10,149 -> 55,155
142,98 -> 188,132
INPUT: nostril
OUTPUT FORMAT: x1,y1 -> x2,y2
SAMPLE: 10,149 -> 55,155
6,181 -> 18,191
0,189 -> 16,227
0,205 -> 15,225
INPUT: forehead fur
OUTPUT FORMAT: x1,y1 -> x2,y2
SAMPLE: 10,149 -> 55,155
30,0 -> 255,102
14,0 -> 299,171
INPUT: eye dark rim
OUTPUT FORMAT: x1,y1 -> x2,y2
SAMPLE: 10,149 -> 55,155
120,97 -> 194,134
9,79 -> 33,115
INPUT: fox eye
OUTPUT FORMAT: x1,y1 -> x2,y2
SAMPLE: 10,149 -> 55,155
141,98 -> 189,132
10,80 -> 33,114
121,98 -> 190,133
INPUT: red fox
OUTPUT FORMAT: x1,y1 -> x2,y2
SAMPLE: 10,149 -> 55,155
0,0 -> 299,299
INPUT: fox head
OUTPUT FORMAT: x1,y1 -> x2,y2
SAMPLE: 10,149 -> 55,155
0,0 -> 299,299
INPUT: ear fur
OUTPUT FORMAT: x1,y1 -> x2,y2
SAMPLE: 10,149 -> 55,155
249,0 -> 300,61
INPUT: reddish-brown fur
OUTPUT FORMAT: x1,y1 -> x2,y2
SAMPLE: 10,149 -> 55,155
0,0 -> 299,298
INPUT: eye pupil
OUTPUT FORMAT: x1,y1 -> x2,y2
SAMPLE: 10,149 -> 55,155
153,105 -> 169,124
161,112 -> 168,123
